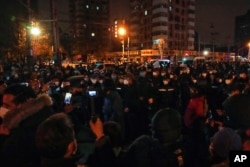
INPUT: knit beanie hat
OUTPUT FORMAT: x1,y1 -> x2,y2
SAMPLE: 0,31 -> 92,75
211,127 -> 242,158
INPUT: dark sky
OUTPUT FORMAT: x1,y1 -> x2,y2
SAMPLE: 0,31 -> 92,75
110,0 -> 250,45
196,0 -> 250,45
38,0 -> 250,45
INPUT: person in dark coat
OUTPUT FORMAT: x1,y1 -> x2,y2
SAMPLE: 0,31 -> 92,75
102,78 -> 125,140
121,108 -> 184,167
222,82 -> 250,130
0,84 -> 55,167
121,73 -> 140,144
35,112 -> 79,167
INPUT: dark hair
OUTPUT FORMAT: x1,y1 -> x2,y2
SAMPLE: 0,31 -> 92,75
103,121 -> 122,147
36,113 -> 75,159
4,84 -> 36,104
103,78 -> 115,91
151,108 -> 182,144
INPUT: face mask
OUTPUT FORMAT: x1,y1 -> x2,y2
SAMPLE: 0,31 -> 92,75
240,73 -> 246,78
225,79 -> 231,85
84,77 -> 89,81
192,79 -> 197,83
123,80 -> 129,85
54,81 -> 60,86
218,78 -> 222,83
152,72 -> 158,76
98,80 -> 103,84
202,73 -> 207,77
140,72 -> 146,77
91,79 -> 97,84
161,73 -> 166,76
163,80 -> 169,85
119,79 -> 124,84
0,107 -> 10,118
170,74 -> 174,79
14,74 -> 19,78
111,75 -> 117,80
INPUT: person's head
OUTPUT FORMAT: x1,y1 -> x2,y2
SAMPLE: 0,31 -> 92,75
0,80 -> 7,95
102,78 -> 115,95
111,71 -> 118,80
28,79 -> 41,94
209,127 -> 241,160
189,84 -> 203,97
2,84 -> 37,112
36,113 -> 77,159
90,73 -> 99,85
139,67 -> 147,77
152,69 -> 160,77
103,121 -> 122,148
123,73 -> 134,86
151,108 -> 182,145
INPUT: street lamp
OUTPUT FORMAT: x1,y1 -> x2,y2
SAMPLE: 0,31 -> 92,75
30,26 -> 41,36
30,25 -> 41,61
248,42 -> 250,61
118,27 -> 130,61
118,27 -> 126,59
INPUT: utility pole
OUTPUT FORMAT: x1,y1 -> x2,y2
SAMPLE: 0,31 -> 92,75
26,0 -> 33,70
50,0 -> 61,66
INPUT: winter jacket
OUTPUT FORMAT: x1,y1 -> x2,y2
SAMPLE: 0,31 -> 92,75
0,94 -> 55,167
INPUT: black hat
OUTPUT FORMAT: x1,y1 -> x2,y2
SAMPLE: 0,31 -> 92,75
151,108 -> 182,144
103,78 -> 115,91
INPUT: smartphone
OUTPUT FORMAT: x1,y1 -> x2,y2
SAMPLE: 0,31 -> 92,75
88,90 -> 97,97
64,92 -> 72,104
20,82 -> 29,86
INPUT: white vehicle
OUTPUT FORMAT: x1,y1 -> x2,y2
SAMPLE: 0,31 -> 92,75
193,56 -> 206,64
151,59 -> 171,68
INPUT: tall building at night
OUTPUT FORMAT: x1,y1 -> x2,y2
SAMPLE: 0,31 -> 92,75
69,0 -> 110,56
129,0 -> 195,56
235,10 -> 250,56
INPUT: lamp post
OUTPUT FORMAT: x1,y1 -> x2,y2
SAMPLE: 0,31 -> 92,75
248,43 -> 250,61
30,25 -> 41,60
118,27 -> 126,59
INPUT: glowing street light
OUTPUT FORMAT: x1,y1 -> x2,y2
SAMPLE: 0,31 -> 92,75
118,27 -> 130,61
248,42 -> 250,61
118,27 -> 126,59
118,27 -> 126,36
30,26 -> 41,36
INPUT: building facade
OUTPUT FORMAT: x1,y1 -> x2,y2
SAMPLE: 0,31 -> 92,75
235,10 -> 250,57
69,0 -> 110,57
129,0 -> 195,57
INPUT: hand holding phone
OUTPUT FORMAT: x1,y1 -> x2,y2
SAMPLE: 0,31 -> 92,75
88,90 -> 97,97
64,92 -> 72,104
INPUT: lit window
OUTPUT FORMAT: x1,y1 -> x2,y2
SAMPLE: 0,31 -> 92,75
169,6 -> 172,11
86,5 -> 89,8
91,33 -> 95,37
96,6 -> 99,10
145,10 -> 148,15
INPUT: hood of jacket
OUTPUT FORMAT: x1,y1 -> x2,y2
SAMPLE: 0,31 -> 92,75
2,94 -> 53,130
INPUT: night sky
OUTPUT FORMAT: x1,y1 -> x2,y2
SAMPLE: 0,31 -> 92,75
195,0 -> 250,45
38,0 -> 250,46
110,0 -> 250,45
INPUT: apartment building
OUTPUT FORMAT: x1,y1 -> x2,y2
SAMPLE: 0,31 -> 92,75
129,0 -> 195,56
69,0 -> 110,56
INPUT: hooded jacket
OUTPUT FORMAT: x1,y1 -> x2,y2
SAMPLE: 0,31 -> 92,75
0,94 -> 55,167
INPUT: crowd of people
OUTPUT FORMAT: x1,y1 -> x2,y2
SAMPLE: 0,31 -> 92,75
0,60 -> 250,167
